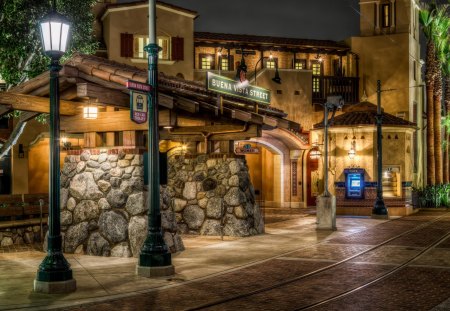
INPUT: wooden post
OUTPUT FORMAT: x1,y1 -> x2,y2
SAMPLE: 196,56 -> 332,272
84,132 -> 102,148
123,130 -> 144,147
105,107 -> 116,147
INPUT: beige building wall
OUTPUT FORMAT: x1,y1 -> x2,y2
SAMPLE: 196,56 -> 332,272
102,4 -> 195,80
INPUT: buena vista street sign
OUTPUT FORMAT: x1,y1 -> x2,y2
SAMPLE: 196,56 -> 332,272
206,72 -> 271,105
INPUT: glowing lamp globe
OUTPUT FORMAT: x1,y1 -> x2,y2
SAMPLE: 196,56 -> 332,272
39,11 -> 71,59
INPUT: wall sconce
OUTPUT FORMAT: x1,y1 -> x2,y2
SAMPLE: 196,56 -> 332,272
310,148 -> 322,160
83,105 -> 98,119
315,53 -> 323,63
18,144 -> 25,158
348,141 -> 356,159
61,136 -> 72,150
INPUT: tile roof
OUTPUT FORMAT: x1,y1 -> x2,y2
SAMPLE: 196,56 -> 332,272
195,32 -> 350,51
313,102 -> 416,128
103,1 -> 198,17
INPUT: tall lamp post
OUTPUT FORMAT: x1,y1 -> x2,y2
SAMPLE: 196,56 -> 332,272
137,0 -> 174,277
34,0 -> 76,293
372,80 -> 388,218
316,96 -> 343,230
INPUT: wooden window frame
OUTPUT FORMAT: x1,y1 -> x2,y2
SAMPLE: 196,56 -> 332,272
294,59 -> 306,70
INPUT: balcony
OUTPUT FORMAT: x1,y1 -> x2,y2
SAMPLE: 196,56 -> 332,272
312,76 -> 359,105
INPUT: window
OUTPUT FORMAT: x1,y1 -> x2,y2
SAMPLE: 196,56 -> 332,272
294,59 -> 306,70
312,62 -> 322,75
381,3 -> 391,28
158,36 -> 170,60
134,35 -> 149,59
313,77 -> 320,93
200,54 -> 214,70
221,57 -> 229,71
132,35 -> 171,60
266,60 -> 276,69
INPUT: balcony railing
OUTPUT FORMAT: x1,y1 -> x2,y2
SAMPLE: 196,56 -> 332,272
312,76 -> 359,105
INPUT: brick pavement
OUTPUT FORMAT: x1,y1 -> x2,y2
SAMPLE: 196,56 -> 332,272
64,211 -> 450,311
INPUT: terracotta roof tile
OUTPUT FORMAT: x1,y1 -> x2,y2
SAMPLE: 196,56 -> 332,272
313,102 -> 416,128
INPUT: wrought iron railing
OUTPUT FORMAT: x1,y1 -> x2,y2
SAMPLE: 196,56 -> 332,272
312,76 -> 359,105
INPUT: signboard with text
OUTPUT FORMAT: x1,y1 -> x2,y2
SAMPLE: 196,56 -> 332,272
234,143 -> 260,155
130,91 -> 148,124
206,72 -> 271,105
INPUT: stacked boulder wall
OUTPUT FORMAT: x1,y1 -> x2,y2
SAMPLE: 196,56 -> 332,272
60,149 -> 184,257
167,154 -> 264,237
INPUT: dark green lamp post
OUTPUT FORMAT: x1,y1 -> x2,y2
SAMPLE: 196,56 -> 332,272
372,80 -> 388,218
34,0 -> 76,293
136,0 -> 174,277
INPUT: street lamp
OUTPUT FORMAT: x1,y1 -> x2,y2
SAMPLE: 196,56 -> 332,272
254,53 -> 281,86
372,80 -> 388,218
34,0 -> 76,293
136,0 -> 174,278
316,96 -> 343,230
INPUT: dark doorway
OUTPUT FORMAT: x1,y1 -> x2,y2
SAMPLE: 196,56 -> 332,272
0,150 -> 12,194
306,150 -> 319,206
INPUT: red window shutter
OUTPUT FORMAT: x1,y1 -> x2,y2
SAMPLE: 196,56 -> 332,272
171,37 -> 184,61
120,33 -> 133,58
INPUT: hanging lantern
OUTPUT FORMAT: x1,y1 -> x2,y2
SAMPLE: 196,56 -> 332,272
39,10 -> 71,59
83,106 -> 98,119
348,141 -> 356,159
310,148 -> 321,160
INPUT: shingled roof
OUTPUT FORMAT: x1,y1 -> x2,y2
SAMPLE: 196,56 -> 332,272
195,32 -> 350,54
313,102 -> 416,129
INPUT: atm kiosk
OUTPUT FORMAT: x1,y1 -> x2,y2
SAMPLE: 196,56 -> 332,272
344,168 -> 365,199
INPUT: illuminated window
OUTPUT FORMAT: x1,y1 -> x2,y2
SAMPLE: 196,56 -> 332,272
381,3 -> 391,28
200,54 -> 213,69
294,59 -> 306,69
133,35 -> 170,60
134,35 -> 149,58
266,60 -> 276,69
221,57 -> 229,71
158,36 -> 170,60
313,77 -> 320,92
312,62 -> 321,75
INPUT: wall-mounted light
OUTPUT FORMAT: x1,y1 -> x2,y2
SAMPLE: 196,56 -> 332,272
315,53 -> 323,63
348,141 -> 356,159
83,105 -> 98,119
310,148 -> 321,160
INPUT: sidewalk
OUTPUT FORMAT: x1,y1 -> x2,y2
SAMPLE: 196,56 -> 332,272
0,212 -> 383,310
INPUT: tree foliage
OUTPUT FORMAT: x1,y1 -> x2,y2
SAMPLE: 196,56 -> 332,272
0,0 -> 98,89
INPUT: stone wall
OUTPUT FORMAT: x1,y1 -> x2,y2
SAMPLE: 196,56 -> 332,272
59,149 -> 183,257
166,154 -> 264,237
0,225 -> 45,247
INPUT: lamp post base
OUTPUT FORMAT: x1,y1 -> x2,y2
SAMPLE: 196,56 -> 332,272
136,264 -> 175,278
316,195 -> 337,230
372,197 -> 389,219
33,279 -> 76,294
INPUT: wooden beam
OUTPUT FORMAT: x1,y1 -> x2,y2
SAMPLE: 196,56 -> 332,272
77,83 -> 129,108
60,85 -> 79,100
0,92 -> 78,116
168,124 -> 247,134
0,105 -> 12,117
61,110 -> 172,133
160,124 -> 261,141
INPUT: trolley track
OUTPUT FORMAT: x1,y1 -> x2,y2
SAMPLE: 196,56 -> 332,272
186,211 -> 450,311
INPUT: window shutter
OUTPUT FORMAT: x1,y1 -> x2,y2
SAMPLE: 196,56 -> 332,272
171,37 -> 184,61
229,55 -> 234,71
120,33 -> 133,58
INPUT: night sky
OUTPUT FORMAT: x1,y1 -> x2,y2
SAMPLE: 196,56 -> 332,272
119,0 -> 361,41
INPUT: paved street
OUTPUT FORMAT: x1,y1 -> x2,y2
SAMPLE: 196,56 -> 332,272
2,209 -> 450,310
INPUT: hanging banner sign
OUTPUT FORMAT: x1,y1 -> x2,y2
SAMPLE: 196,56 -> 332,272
234,143 -> 260,155
130,91 -> 148,124
206,72 -> 271,105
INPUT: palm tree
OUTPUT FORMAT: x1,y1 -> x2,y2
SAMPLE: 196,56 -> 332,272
420,6 -> 436,185
431,5 -> 449,184
443,44 -> 450,184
